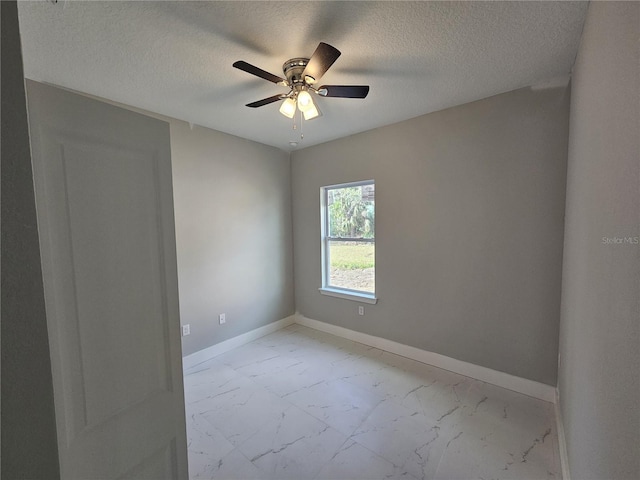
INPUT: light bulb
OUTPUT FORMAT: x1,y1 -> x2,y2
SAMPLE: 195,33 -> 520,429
297,90 -> 314,112
279,98 -> 296,118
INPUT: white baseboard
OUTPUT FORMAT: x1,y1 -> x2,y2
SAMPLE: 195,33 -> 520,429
182,311 -> 556,403
554,389 -> 571,480
182,315 -> 296,370
295,314 -> 556,403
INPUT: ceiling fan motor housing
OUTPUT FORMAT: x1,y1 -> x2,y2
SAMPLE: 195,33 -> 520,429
283,58 -> 311,90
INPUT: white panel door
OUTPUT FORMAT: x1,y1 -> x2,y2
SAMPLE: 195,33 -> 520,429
26,80 -> 188,479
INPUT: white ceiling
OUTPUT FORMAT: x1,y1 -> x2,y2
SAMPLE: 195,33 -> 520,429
18,1 -> 588,151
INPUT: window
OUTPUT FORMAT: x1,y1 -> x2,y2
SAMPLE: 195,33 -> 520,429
320,180 -> 377,303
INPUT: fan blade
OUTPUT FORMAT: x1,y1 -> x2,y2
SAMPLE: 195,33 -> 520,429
246,94 -> 286,108
302,42 -> 341,83
233,61 -> 286,84
318,85 -> 369,99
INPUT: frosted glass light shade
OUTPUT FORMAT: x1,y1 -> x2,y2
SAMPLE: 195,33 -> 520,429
297,90 -> 314,112
303,102 -> 321,120
279,98 -> 296,118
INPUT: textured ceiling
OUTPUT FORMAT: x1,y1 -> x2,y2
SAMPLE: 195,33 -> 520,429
17,1 -> 588,151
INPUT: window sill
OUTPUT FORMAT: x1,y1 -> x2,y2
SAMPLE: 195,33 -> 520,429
319,287 -> 378,304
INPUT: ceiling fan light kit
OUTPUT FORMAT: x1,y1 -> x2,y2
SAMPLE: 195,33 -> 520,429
279,98 -> 297,119
233,42 -> 369,123
303,102 -> 321,121
296,90 -> 314,112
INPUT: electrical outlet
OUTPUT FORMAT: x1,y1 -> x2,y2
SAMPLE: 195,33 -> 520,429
358,306 -> 364,316
182,324 -> 190,336
219,313 -> 226,325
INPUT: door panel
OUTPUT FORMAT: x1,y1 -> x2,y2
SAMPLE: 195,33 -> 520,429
26,80 -> 188,479
118,440 -> 178,480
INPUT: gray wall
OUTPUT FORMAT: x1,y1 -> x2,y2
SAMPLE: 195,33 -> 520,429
558,2 -> 640,479
170,122 -> 294,356
1,1 -> 60,477
292,85 -> 569,386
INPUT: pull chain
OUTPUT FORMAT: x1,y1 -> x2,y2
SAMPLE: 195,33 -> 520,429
288,100 -> 306,147
299,109 -> 304,141
289,105 -> 299,148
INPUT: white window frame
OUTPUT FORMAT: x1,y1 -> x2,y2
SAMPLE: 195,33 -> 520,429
319,180 -> 377,304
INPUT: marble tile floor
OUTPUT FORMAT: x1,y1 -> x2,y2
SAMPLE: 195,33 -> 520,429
184,324 -> 561,480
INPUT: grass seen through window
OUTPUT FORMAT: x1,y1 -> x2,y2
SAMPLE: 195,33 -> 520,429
328,241 -> 375,292
329,242 -> 375,270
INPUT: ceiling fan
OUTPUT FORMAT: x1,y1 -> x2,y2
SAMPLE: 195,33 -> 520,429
233,42 -> 369,120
